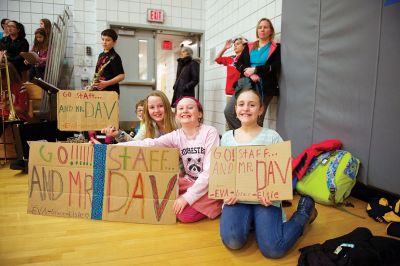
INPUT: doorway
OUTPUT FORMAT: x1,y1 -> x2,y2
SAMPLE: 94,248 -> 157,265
111,25 -> 201,128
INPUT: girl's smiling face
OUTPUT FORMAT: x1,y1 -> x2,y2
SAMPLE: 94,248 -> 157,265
176,97 -> 202,126
147,96 -> 165,123
235,90 -> 264,126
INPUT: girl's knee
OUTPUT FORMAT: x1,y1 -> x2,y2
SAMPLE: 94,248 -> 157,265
176,211 -> 206,223
176,214 -> 190,223
258,244 -> 287,259
177,214 -> 199,223
221,234 -> 247,250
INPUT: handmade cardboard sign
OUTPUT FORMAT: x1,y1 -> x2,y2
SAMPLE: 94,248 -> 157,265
57,90 -> 119,131
27,142 -> 179,224
209,141 -> 293,202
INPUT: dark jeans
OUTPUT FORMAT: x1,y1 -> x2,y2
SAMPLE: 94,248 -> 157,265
224,94 -> 273,130
29,65 -> 45,80
220,203 -> 310,258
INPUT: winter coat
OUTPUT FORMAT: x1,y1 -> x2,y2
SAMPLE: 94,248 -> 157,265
171,56 -> 200,107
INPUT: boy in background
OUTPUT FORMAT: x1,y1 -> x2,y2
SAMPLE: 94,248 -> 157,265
89,28 -> 125,142
92,28 -> 125,94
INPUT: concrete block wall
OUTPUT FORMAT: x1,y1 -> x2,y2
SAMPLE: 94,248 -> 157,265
203,0 -> 282,134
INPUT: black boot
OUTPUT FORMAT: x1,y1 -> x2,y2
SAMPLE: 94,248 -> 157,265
10,159 -> 28,172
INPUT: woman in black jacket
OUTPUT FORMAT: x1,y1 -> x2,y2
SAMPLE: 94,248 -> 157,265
0,21 -> 29,78
171,46 -> 200,107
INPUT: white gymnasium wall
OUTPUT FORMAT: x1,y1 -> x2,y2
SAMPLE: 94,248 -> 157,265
203,0 -> 282,134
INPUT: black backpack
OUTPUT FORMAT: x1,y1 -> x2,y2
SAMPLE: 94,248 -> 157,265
298,227 -> 400,266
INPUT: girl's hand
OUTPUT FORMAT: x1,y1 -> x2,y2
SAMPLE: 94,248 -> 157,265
224,197 -> 238,205
89,137 -> 101,144
250,74 -> 260,83
101,125 -> 118,137
173,197 -> 188,215
224,39 -> 232,50
258,196 -> 272,207
244,67 -> 256,77
24,59 -> 29,65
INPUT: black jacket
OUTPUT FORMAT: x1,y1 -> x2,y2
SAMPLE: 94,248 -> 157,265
171,56 -> 200,106
254,42 -> 281,97
1,36 -> 29,75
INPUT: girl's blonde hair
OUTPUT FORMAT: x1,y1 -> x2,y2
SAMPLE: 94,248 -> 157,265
143,91 -> 176,138
253,18 -> 275,50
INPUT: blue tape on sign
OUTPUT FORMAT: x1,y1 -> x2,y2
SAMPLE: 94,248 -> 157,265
91,144 -> 107,220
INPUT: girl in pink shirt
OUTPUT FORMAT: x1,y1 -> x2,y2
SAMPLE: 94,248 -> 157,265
25,28 -> 48,80
116,96 -> 222,223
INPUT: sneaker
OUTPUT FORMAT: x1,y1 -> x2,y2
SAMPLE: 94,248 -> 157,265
297,196 -> 318,224
308,206 -> 318,224
10,159 -> 27,172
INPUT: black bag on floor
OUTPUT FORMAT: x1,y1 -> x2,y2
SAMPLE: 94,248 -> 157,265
298,227 -> 400,266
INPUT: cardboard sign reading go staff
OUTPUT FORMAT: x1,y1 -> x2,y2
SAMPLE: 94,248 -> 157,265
209,141 -> 293,202
57,90 -> 119,131
27,142 -> 179,224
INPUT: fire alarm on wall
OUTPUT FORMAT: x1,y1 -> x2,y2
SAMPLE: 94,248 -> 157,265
86,46 -> 92,56
162,41 -> 172,50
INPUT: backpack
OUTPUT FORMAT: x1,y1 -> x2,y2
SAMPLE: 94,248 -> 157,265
296,150 -> 360,205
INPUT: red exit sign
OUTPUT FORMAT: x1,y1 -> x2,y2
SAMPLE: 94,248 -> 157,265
147,9 -> 164,23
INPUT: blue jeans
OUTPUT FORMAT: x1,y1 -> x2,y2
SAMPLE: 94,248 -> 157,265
220,203 -> 309,258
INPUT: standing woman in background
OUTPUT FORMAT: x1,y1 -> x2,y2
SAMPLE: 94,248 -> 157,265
39,18 -> 52,39
243,18 -> 281,127
171,46 -> 200,107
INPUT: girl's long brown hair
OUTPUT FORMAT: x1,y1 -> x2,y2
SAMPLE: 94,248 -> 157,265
143,91 -> 176,138
40,18 -> 52,38
32,28 -> 48,53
